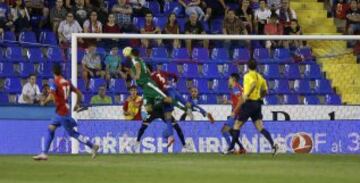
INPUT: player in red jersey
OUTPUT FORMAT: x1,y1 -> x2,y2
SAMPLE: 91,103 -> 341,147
33,64 -> 99,161
222,73 -> 246,154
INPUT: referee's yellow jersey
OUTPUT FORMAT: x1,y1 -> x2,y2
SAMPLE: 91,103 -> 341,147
243,70 -> 268,101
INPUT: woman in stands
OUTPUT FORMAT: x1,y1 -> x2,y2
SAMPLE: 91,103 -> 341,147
163,13 -> 180,49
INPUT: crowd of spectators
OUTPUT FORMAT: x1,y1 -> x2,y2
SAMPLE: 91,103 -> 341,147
330,0 -> 360,34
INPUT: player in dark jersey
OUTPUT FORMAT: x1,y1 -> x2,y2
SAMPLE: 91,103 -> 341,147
33,65 -> 99,161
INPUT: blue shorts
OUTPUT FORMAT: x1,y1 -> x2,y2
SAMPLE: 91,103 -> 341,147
50,114 -> 78,132
225,116 -> 235,127
164,103 -> 174,113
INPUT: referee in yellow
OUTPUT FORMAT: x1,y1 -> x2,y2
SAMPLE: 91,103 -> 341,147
227,60 -> 279,156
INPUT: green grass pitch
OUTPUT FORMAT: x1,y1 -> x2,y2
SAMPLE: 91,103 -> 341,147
0,154 -> 359,183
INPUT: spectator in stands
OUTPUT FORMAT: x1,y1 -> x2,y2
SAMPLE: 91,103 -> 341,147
140,12 -> 162,50
346,0 -> 360,34
201,0 -> 228,20
264,14 -> 283,52
254,0 -> 271,34
10,0 -> 31,33
180,86 -> 202,121
128,0 -> 150,17
283,19 -> 303,49
0,0 -> 12,30
105,46 -> 125,84
163,13 -> 180,49
87,0 -> 108,24
185,13 -> 209,54
83,10 -> 102,33
334,0 -> 349,32
58,12 -> 83,47
18,74 -> 41,104
82,43 -> 104,89
65,0 -> 75,9
90,85 -> 113,104
236,0 -> 253,32
175,0 -> 207,21
39,83 -> 52,105
24,0 -> 50,30
112,0 -> 135,33
223,9 -> 248,49
103,13 -> 121,47
50,0 -> 67,33
276,0 -> 297,26
71,0 -> 89,26
123,86 -> 142,120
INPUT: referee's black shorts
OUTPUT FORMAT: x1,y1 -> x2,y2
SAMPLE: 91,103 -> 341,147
237,100 -> 263,122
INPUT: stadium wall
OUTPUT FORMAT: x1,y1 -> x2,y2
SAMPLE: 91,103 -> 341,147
0,119 -> 359,154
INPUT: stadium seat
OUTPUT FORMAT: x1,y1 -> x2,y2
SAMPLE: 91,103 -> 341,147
77,49 -> 86,63
202,94 -> 217,104
326,94 -> 341,105
192,48 -> 209,62
113,79 -> 128,93
147,1 -> 161,16
294,79 -> 312,94
164,1 -> 178,15
283,94 -> 299,104
37,63 -> 53,78
77,78 -> 87,92
297,47 -> 313,61
193,78 -> 210,93
263,64 -> 280,79
201,21 -> 210,33
233,48 -> 250,62
253,48 -> 270,62
202,64 -> 220,78
27,47 -> 47,63
222,63 -> 239,77
0,93 -> 8,104
4,31 -> 16,42
211,48 -> 229,62
133,17 -> 145,30
0,63 -> 15,77
90,78 -> 107,93
273,79 -> 291,94
171,48 -> 190,61
83,93 -> 92,104
47,47 -> 64,62
162,63 -> 178,75
153,16 -> 167,29
18,62 -> 34,77
39,31 -> 58,45
176,78 -> 188,93
183,63 -> 199,78
18,31 -> 37,46
150,47 -> 168,62
177,18 -> 186,32
210,19 -> 223,34
264,95 -> 278,105
314,79 -> 333,94
212,79 -> 230,94
4,77 -> 22,93
273,48 -> 292,63
284,64 -> 301,79
5,46 -> 25,62
304,95 -> 319,105
304,64 -> 322,79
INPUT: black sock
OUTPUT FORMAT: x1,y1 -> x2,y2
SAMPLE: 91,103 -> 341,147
260,129 -> 274,147
136,124 -> 148,142
173,123 -> 186,146
228,129 -> 240,151
236,133 -> 245,151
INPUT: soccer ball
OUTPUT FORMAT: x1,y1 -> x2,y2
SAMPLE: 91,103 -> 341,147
122,47 -> 133,57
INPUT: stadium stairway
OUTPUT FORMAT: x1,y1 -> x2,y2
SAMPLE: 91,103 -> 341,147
292,0 -> 360,104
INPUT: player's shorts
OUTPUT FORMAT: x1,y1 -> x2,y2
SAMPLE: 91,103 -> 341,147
50,114 -> 77,132
142,82 -> 167,106
236,100 -> 263,122
225,116 -> 235,127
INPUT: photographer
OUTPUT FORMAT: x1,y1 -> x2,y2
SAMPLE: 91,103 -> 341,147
18,74 -> 41,104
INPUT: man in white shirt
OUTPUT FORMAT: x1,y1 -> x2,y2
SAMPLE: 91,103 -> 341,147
58,12 -> 83,45
18,74 -> 41,104
254,0 -> 272,34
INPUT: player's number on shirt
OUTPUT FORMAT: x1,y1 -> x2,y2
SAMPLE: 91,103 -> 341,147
63,85 -> 70,100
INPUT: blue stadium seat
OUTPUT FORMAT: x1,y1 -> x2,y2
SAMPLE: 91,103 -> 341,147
150,47 -> 168,62
264,95 -> 278,105
210,19 -> 223,34
39,31 -> 58,45
4,77 -> 22,93
164,1 -> 178,15
18,31 -> 37,46
201,21 -> 209,33
5,46 -> 25,62
326,94 -> 341,105
4,31 -> 16,42
263,64 -> 280,79
233,48 -> 250,62
172,48 -> 190,61
253,48 -> 270,62
297,47 -> 313,61
177,18 -> 186,32
304,64 -> 322,79
192,48 -> 209,62
314,79 -> 333,94
202,64 -> 220,78
283,94 -> 299,104
284,64 -> 301,79
176,78 -> 188,93
211,48 -> 229,62
193,78 -> 210,93
37,63 -> 53,78
294,79 -> 312,94
0,63 -> 14,77
273,79 -> 290,94
27,47 -> 47,63
77,78 -> 87,92
222,63 -> 239,77
83,93 -> 92,104
212,79 -> 230,94
273,48 -> 292,63
304,95 -> 319,105
162,63 -> 178,74
153,16 -> 167,29
114,79 -> 128,93
201,94 -> 217,104
90,78 -> 107,93
47,47 -> 64,62
133,17 -> 145,30
183,63 -> 199,78
77,49 -> 86,63
147,1 -> 161,16
18,62 -> 34,77
0,93 -> 8,104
